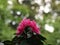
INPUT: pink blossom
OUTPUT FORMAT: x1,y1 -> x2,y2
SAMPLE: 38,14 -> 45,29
16,18 -> 40,35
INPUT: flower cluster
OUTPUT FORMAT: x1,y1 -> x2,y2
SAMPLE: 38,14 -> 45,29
16,18 -> 40,35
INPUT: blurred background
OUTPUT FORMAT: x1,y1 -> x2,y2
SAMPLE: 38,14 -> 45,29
0,0 -> 60,45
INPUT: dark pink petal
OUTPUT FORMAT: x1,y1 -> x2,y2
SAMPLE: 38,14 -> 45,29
16,18 -> 40,35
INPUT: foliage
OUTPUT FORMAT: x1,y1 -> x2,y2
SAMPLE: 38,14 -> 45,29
0,0 -> 60,45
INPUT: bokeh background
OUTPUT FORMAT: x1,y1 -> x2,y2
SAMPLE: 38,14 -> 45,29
0,0 -> 60,45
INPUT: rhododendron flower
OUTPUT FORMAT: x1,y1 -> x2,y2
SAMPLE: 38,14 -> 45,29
16,18 -> 40,35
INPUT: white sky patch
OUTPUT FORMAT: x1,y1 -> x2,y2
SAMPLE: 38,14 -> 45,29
45,0 -> 51,3
45,3 -> 51,7
34,0 -> 42,5
7,0 -> 13,9
31,6 -> 35,10
16,11 -> 21,15
44,24 -> 54,33
44,6 -> 51,13
12,21 -> 16,25
18,0 -> 23,4
55,0 -> 60,5
39,5 -> 44,13
31,1 -> 35,4
8,0 -> 13,5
